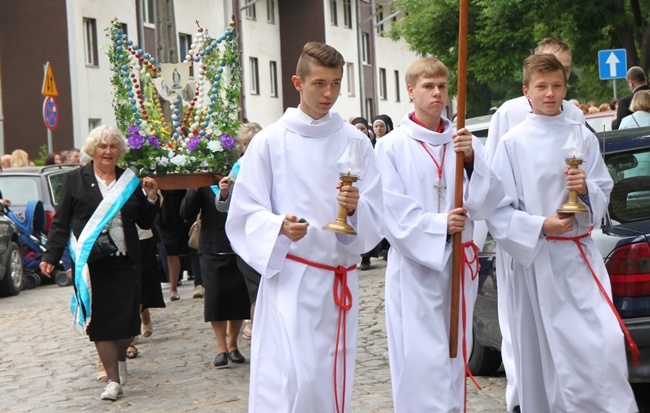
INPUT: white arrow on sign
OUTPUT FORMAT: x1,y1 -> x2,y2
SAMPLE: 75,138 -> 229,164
606,52 -> 620,77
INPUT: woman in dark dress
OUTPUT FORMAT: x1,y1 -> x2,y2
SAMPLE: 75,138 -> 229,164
181,185 -> 250,368
40,125 -> 160,401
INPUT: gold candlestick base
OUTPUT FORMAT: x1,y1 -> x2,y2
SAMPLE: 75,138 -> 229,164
323,173 -> 358,235
557,157 -> 589,214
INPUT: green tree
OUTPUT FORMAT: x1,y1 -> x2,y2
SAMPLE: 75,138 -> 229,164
389,0 -> 650,114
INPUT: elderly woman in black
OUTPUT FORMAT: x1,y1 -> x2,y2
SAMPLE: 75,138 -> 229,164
40,125 -> 160,401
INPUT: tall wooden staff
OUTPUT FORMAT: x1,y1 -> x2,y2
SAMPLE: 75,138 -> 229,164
450,0 -> 468,358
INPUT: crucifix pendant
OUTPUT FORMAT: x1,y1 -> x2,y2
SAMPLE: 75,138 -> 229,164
434,179 -> 446,212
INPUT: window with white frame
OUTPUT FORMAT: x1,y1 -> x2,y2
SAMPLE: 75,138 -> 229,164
379,68 -> 387,100
179,33 -> 194,76
250,57 -> 260,95
83,18 -> 99,67
330,0 -> 338,26
267,0 -> 275,23
120,22 -> 128,35
246,2 -> 257,20
364,98 -> 373,120
143,0 -> 155,26
270,61 -> 278,97
394,70 -> 401,102
346,62 -> 355,96
343,0 -> 352,28
376,6 -> 384,35
89,118 -> 101,132
361,32 -> 370,64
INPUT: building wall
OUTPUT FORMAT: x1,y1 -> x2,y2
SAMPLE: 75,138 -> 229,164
373,27 -> 419,125
0,0 -> 73,157
66,0 -> 138,148
239,0 -> 284,127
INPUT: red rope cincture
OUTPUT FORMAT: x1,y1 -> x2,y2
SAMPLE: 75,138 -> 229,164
545,232 -> 640,366
286,254 -> 356,413
460,241 -> 482,413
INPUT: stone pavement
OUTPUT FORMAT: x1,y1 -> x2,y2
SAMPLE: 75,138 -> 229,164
0,258 -> 507,412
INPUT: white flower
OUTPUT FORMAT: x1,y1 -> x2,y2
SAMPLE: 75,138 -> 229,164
155,156 -> 169,167
207,140 -> 223,152
170,154 -> 188,167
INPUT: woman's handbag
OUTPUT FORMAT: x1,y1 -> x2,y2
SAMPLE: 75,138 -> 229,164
187,211 -> 201,249
88,229 -> 118,263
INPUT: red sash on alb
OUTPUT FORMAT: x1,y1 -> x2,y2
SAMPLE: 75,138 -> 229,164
285,254 -> 356,413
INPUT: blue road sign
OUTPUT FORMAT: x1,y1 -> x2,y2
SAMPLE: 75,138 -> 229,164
598,49 -> 627,80
43,96 -> 59,130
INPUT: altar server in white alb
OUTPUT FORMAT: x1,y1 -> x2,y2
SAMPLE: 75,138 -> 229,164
375,57 -> 504,412
487,53 -> 638,412
474,37 -> 585,413
226,42 -> 383,413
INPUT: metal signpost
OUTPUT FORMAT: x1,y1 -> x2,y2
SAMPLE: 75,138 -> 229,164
598,49 -> 627,99
42,62 -> 59,153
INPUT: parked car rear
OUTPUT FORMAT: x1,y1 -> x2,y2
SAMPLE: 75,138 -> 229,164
0,165 -> 76,233
470,126 -> 650,382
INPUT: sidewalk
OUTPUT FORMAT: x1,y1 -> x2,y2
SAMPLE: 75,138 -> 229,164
0,258 -> 506,412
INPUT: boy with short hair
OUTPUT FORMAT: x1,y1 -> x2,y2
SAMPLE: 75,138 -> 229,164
375,57 -> 503,411
477,38 -> 585,412
487,53 -> 638,412
226,42 -> 383,413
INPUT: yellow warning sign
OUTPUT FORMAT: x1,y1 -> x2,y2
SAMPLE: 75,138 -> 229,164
42,62 -> 58,97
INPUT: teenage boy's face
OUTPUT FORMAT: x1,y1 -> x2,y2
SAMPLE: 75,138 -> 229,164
523,69 -> 567,116
408,75 -> 448,119
292,65 -> 342,120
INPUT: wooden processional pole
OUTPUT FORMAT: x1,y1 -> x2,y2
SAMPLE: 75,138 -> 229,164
450,0 -> 468,359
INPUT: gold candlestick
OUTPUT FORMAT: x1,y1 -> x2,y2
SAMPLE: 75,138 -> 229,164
323,173 -> 358,235
557,157 -> 589,214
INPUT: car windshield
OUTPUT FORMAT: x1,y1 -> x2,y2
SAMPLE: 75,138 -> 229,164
0,176 -> 41,207
605,148 -> 650,223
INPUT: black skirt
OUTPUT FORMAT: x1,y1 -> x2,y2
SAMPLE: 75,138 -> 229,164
139,237 -> 166,310
236,255 -> 260,304
201,253 -> 250,322
85,255 -> 141,341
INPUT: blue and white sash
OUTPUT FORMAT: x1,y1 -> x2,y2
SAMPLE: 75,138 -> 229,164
69,168 -> 141,333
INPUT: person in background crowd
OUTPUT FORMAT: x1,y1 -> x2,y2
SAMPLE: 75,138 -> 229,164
351,117 -> 375,147
61,148 -> 81,164
598,103 -> 610,112
619,90 -> 650,129
1,154 -> 12,169
610,98 -> 619,111
182,182 -> 250,369
45,152 -> 62,165
11,149 -> 30,167
372,114 -> 394,139
216,122 -> 263,340
39,125 -> 161,401
612,66 -> 649,130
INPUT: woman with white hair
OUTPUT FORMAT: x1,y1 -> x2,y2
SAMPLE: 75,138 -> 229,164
39,125 -> 161,401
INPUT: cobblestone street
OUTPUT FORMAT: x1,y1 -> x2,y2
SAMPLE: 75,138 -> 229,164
0,258 -> 508,412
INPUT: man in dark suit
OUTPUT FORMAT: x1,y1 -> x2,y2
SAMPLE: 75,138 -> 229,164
612,66 -> 649,130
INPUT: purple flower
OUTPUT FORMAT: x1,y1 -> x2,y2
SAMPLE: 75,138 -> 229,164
187,136 -> 201,152
147,135 -> 160,148
127,133 -> 145,149
220,133 -> 235,150
127,125 -> 139,135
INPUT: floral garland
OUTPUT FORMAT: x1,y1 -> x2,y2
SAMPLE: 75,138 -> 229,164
106,18 -> 241,176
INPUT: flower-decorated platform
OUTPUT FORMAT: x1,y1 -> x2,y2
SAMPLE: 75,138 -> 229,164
107,18 -> 242,188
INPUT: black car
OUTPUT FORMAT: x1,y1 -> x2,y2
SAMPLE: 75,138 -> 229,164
470,126 -> 650,381
0,210 -> 24,296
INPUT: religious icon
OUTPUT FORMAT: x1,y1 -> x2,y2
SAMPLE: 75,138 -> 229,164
323,138 -> 367,235
557,124 -> 589,214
